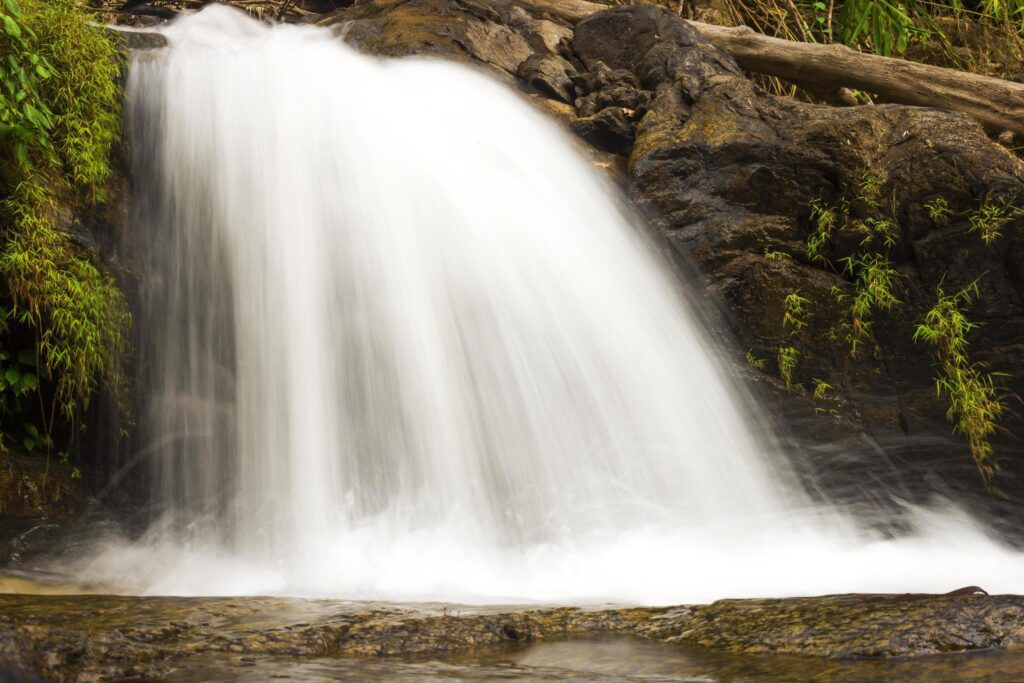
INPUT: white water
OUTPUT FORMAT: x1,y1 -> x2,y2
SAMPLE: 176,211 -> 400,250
78,6 -> 1024,603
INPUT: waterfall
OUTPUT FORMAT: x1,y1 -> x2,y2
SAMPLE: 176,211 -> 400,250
82,5 -> 1024,602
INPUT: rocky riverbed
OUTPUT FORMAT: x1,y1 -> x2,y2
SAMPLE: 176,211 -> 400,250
2,586 -> 1024,681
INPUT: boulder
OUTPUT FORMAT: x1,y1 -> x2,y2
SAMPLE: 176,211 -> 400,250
571,6 -> 1024,507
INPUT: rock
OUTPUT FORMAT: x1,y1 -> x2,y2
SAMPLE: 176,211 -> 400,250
0,453 -> 83,519
638,593 -> 1024,658
104,26 -> 169,50
502,3 -> 574,55
0,593 -> 655,680
2,592 -> 1024,679
570,106 -> 634,154
517,53 -> 576,103
321,0 -> 530,75
571,6 -> 1024,506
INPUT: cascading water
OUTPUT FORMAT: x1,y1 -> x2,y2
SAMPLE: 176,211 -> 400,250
80,5 -> 1024,602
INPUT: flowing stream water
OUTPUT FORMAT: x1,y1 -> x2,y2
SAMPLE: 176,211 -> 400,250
70,5 -> 1024,603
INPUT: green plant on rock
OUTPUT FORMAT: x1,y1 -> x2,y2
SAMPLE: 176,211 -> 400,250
925,196 -> 951,224
778,346 -> 800,390
812,377 -> 833,401
746,349 -> 767,371
852,216 -> 896,250
806,173 -> 903,359
764,248 -> 792,261
807,198 -> 838,263
840,252 -> 900,358
857,172 -> 885,208
967,194 -> 1020,246
0,0 -> 128,456
783,290 -> 811,334
913,281 -> 1011,490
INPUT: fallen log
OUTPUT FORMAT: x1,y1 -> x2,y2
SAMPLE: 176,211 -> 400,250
517,0 -> 1024,139
690,21 -> 1024,139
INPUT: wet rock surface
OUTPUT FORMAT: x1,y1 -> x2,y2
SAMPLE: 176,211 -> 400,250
2,591 -> 1024,680
0,593 -> 652,681
568,6 -> 1024,508
0,453 -> 84,519
639,593 -> 1024,658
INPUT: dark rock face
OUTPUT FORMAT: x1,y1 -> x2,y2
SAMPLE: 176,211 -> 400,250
517,53 -> 576,104
570,7 -> 1024,507
0,454 -> 83,518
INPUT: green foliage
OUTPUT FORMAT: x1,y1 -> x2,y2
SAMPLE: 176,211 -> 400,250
764,248 -> 792,261
807,198 -> 837,263
964,0 -> 1024,23
925,196 -> 951,224
857,172 -> 885,207
913,281 -> 1011,490
967,194 -> 1019,246
835,0 -> 937,57
806,174 -> 902,358
783,290 -> 811,334
812,377 -> 833,400
840,252 -> 900,357
712,0 -> 1024,75
746,349 -> 767,371
0,0 -> 128,454
852,216 -> 896,250
778,346 -> 800,390
19,0 -> 122,200
0,0 -> 56,172
1,179 -> 129,417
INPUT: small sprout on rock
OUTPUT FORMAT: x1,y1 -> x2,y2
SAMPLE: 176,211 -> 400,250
968,194 -> 1019,245
746,349 -> 767,371
783,291 -> 811,334
858,172 -> 884,208
764,248 -> 791,261
807,198 -> 837,262
925,196 -> 951,224
778,346 -> 800,390
854,216 -> 896,250
812,378 -> 833,401
841,253 -> 900,358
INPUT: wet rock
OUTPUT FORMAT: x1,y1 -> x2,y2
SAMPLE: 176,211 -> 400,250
638,593 -> 1024,658
0,594 -> 655,681
517,53 -> 576,103
2,592 -> 1024,680
321,0 -> 530,75
104,26 -> 169,50
571,6 -> 1024,505
507,7 -> 572,55
0,453 -> 83,519
570,107 -> 634,154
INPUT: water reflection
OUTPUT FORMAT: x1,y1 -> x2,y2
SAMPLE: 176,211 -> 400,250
162,635 -> 1024,682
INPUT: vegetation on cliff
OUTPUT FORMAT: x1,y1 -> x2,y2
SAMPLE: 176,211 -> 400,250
0,0 -> 128,468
